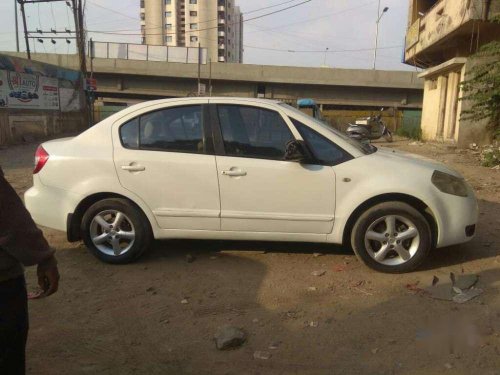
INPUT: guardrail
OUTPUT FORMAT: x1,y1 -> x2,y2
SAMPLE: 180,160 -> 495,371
88,41 -> 208,64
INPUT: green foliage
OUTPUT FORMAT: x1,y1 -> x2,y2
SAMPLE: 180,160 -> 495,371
461,18 -> 500,139
396,126 -> 422,140
481,147 -> 500,167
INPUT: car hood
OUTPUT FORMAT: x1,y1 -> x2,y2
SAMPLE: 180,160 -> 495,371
366,146 -> 462,178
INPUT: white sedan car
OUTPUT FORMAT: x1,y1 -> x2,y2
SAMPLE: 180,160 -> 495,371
25,98 -> 478,273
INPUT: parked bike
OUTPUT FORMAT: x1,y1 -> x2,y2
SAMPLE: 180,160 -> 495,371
346,108 -> 393,142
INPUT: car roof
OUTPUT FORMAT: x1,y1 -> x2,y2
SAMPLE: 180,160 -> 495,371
103,97 -> 284,124
133,97 -> 283,108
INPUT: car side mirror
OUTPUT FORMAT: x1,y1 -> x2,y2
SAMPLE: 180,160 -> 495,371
284,140 -> 313,163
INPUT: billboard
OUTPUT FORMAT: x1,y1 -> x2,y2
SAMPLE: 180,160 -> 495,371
0,69 -> 59,110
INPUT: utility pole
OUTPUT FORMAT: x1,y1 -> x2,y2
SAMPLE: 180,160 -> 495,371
323,47 -> 329,67
72,0 -> 86,75
209,58 -> 212,97
19,1 -> 31,59
89,38 -> 94,78
18,0 -> 79,60
197,42 -> 201,96
373,1 -> 389,70
15,0 -> 20,52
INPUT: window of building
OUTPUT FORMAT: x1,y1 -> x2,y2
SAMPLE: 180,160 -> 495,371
190,11 -> 197,17
140,13 -> 145,20
165,11 -> 172,17
189,0 -> 197,4
190,23 -> 198,30
217,105 -> 294,160
122,106 -> 205,153
165,0 -> 171,4
190,36 -> 198,42
166,23 -> 172,30
165,35 -> 173,43
140,0 -> 145,8
141,37 -> 146,44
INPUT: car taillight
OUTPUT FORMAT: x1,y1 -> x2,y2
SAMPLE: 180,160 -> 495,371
33,145 -> 49,174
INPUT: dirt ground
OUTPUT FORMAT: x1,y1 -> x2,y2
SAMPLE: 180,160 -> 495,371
1,138 -> 499,375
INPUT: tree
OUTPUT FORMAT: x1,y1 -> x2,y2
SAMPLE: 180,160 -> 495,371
461,19 -> 500,140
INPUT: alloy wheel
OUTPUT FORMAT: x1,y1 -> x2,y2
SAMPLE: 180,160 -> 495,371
89,210 -> 136,256
364,214 -> 420,266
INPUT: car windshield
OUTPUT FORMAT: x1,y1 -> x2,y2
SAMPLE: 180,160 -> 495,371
279,103 -> 376,155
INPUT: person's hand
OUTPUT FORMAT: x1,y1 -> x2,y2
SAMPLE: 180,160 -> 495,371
37,264 -> 60,296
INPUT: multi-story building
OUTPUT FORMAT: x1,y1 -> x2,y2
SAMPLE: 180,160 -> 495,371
140,0 -> 243,63
404,0 -> 500,146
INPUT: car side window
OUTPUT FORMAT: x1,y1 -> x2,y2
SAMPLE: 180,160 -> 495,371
120,118 -> 139,149
291,118 -> 350,165
139,105 -> 204,153
217,105 -> 294,160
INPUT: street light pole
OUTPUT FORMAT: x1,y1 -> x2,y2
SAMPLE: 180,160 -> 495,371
372,0 -> 389,70
15,0 -> 20,52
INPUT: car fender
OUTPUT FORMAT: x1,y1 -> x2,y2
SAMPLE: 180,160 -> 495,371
328,157 -> 446,245
69,180 -> 161,238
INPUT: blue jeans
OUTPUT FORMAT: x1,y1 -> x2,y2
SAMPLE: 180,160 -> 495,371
0,276 -> 28,375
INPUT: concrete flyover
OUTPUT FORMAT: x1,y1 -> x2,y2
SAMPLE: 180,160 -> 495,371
3,52 -> 423,110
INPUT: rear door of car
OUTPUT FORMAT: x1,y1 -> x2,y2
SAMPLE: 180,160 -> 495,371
112,99 -> 221,231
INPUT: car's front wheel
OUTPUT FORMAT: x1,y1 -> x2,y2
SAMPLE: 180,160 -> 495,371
351,201 -> 432,273
81,198 -> 152,264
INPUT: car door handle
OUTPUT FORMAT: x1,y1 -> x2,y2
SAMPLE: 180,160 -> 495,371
221,169 -> 247,177
121,165 -> 146,172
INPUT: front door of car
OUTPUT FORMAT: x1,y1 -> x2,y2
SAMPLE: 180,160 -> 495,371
212,103 -> 336,234
113,102 -> 221,231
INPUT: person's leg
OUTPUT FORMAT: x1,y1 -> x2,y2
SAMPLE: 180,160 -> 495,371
0,276 -> 29,375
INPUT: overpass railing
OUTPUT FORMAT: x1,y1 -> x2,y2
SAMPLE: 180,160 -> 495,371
88,41 -> 208,64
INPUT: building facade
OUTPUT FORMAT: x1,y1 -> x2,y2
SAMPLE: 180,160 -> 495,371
140,0 -> 243,63
404,0 -> 500,146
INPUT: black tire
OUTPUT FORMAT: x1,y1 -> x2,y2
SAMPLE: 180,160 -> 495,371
81,198 -> 152,264
351,201 -> 432,273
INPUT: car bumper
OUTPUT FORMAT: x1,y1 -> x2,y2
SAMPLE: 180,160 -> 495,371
24,176 -> 82,233
432,185 -> 478,248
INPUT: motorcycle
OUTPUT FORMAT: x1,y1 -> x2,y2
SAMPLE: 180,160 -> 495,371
346,108 -> 393,142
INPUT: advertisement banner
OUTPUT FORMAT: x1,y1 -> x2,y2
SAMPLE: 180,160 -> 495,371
0,69 -> 59,110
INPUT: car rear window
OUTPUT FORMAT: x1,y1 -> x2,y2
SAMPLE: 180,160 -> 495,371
119,105 -> 205,154
120,118 -> 139,149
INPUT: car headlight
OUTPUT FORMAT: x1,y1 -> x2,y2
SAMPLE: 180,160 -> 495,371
431,170 -> 468,197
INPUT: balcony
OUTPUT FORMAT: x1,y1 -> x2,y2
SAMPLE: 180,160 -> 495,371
218,31 -> 225,37
404,0 -> 493,66
218,19 -> 225,24
218,6 -> 225,11
218,44 -> 225,49
218,56 -> 225,62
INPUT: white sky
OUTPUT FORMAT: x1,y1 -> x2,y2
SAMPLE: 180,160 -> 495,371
0,0 -> 416,71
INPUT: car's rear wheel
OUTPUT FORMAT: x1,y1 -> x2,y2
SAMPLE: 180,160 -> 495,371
351,201 -> 432,273
81,198 -> 152,264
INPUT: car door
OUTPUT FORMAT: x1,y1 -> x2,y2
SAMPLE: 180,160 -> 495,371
113,101 -> 221,231
211,101 -> 336,234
